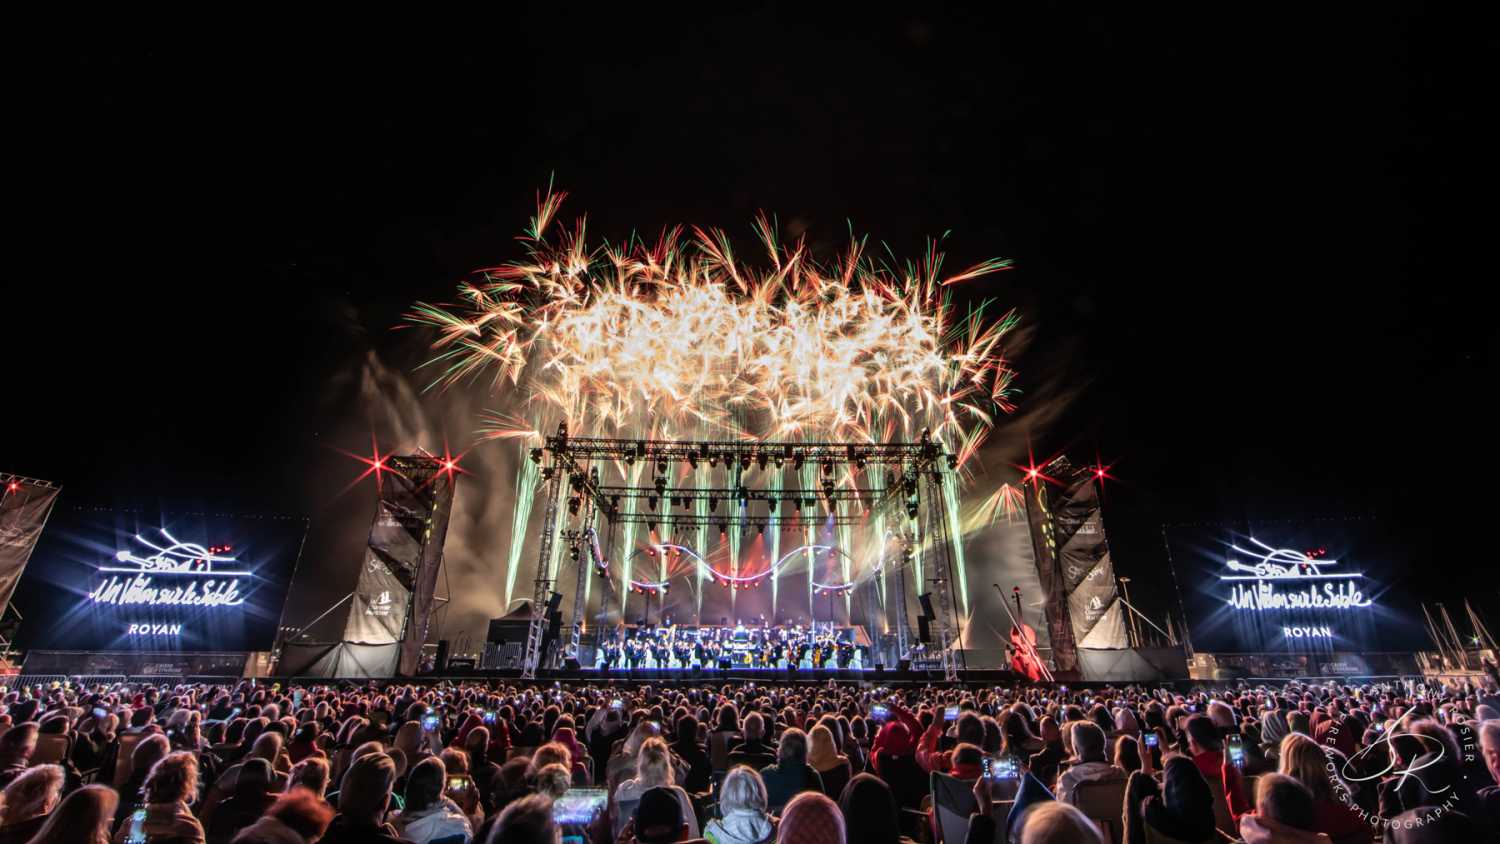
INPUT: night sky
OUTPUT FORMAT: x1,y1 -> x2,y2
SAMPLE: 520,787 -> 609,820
8,7 -> 1491,643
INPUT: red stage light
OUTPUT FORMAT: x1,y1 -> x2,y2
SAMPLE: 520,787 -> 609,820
5,482 -> 17,492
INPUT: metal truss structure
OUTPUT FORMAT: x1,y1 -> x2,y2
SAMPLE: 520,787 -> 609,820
519,423 -> 964,680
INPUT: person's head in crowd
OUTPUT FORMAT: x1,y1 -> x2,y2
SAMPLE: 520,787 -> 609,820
777,791 -> 845,844
778,728 -> 809,767
465,725 -> 491,767
1207,700 -> 1236,732
534,762 -> 571,800
236,757 -> 274,800
1183,715 -> 1222,756
1278,733 -> 1343,802
634,785 -> 688,844
1288,710 -> 1311,737
26,783 -> 117,844
145,751 -> 200,807
129,707 -> 155,730
0,722 -> 38,766
950,743 -> 983,775
0,762 -> 62,826
404,756 -> 446,815
248,729 -> 283,766
743,711 -> 766,742
287,756 -> 330,798
1014,801 -> 1103,844
1251,773 -> 1318,832
954,711 -> 985,746
441,747 -> 471,776
1113,707 -> 1140,737
1000,710 -> 1037,755
837,773 -> 901,844
808,725 -> 842,771
719,764 -> 769,819
1142,756 -> 1216,843
1037,716 -> 1060,745
1069,721 -> 1107,764
528,741 -> 573,778
1480,719 -> 1500,785
489,793 -> 559,844
1113,735 -> 1141,772
233,787 -> 335,844
337,752 -> 397,825
716,703 -> 740,733
634,737 -> 675,787
394,719 -> 426,759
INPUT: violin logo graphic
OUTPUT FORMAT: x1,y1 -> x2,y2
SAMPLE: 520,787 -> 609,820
89,529 -> 247,607
1220,537 -> 1373,611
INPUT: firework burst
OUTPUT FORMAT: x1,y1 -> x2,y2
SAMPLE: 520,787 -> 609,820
408,186 -> 1020,462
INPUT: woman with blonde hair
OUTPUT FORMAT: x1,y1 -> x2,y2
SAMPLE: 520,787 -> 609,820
806,725 -> 850,800
26,783 -> 117,844
117,751 -> 205,844
615,737 -> 699,837
0,763 -> 62,843
1277,733 -> 1370,843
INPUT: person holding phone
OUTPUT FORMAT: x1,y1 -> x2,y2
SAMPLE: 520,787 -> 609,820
392,757 -> 473,844
1055,722 -> 1128,804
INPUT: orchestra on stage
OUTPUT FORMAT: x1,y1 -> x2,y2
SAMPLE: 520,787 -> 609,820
594,621 -> 868,670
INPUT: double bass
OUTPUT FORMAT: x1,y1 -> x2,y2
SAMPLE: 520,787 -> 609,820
1006,585 -> 1046,681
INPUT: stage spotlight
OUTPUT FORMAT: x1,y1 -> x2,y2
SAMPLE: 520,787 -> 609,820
568,496 -> 581,515
757,524 -> 764,535
709,455 -> 719,467
738,486 -> 749,504
822,460 -> 833,476
757,452 -> 768,470
687,453 -> 698,470
648,496 -> 657,511
647,520 -> 656,533
946,453 -> 958,469
774,456 -> 784,468
610,495 -> 621,509
654,476 -> 667,493
793,454 -> 804,471
658,460 -> 668,474
625,453 -> 635,466
635,441 -> 646,458
541,467 -> 555,480
768,497 -> 778,512
529,448 -> 543,464
740,453 -> 751,471
708,496 -> 718,512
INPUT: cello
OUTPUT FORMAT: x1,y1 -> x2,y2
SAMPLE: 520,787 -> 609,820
1000,584 -> 1048,681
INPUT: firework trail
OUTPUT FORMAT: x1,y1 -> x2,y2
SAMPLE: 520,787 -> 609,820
407,186 -> 1022,619
409,186 -> 1019,450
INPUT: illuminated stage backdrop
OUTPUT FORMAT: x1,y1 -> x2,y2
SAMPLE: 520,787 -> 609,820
11,507 -> 307,652
1163,520 -> 1427,654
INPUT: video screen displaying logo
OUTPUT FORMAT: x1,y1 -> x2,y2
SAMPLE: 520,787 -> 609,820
1164,520 -> 1426,654
11,507 -> 306,652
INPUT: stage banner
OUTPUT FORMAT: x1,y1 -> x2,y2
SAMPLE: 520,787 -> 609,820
336,455 -> 456,675
0,480 -> 60,611
1053,474 -> 1128,649
1025,457 -> 1128,667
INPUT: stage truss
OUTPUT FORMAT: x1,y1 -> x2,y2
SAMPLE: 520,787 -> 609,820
521,424 -> 966,680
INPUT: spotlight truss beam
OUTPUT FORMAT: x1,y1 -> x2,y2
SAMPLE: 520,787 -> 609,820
544,435 -> 948,466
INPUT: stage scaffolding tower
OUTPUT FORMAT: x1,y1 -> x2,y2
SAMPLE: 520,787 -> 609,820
518,423 -> 961,677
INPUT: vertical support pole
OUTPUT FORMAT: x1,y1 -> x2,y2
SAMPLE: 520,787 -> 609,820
923,468 -> 960,682
522,463 -> 563,679
567,497 -> 595,666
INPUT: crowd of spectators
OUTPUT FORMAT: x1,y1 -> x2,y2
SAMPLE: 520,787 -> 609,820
0,668 -> 1498,843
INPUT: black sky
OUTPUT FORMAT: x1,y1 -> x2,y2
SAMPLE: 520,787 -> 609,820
7,7 -> 1491,629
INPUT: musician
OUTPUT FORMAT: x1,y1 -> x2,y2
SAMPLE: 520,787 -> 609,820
626,638 -> 643,669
